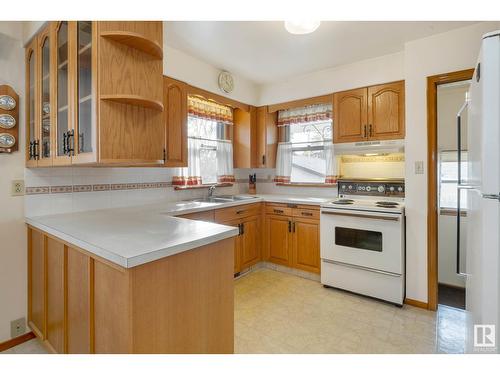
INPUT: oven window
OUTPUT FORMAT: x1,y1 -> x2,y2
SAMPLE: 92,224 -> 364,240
335,227 -> 382,252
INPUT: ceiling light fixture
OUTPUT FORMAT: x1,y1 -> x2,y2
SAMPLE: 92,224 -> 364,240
284,21 -> 321,35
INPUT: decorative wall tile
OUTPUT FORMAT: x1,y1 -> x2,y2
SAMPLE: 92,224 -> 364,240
92,184 -> 110,191
25,186 -> 50,195
72,185 -> 92,193
50,186 -> 73,194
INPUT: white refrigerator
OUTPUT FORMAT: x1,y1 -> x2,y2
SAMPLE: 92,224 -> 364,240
462,30 -> 500,353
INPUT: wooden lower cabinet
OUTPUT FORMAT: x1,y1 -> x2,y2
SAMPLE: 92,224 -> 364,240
264,205 -> 321,274
292,218 -> 320,274
27,226 -> 234,353
221,218 -> 242,273
240,215 -> 261,270
265,215 -> 292,266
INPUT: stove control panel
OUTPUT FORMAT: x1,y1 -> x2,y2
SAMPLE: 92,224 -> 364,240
338,180 -> 405,197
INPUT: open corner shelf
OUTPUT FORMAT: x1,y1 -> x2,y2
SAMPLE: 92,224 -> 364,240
100,31 -> 163,59
100,94 -> 164,111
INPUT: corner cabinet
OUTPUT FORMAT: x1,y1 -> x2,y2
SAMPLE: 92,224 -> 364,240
25,21 -> 164,167
333,80 -> 405,143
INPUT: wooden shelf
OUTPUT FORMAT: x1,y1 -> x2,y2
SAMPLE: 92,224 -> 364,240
100,31 -> 163,59
100,95 -> 164,111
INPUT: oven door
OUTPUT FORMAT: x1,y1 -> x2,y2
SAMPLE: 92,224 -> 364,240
320,207 -> 404,275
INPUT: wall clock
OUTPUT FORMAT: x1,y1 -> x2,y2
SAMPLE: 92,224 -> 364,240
218,71 -> 234,94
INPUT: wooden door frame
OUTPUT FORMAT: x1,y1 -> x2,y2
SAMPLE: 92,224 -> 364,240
427,68 -> 474,311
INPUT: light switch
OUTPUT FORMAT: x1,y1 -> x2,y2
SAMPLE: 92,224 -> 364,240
415,161 -> 424,175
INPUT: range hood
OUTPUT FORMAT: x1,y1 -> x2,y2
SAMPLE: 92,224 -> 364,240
334,139 -> 405,155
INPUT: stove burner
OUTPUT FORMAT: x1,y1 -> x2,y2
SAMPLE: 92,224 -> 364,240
332,199 -> 354,205
376,201 -> 399,208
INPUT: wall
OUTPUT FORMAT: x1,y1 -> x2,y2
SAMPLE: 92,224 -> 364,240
164,45 -> 260,105
0,25 -> 27,343
403,21 -> 500,302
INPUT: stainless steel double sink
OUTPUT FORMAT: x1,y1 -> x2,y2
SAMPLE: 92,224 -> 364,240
188,195 -> 258,203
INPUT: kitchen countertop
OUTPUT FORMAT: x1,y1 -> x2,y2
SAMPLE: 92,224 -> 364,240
26,194 -> 333,269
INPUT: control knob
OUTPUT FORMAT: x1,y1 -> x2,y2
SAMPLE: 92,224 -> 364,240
397,187 -> 403,192
389,186 -> 395,192
377,185 -> 385,193
366,186 -> 372,192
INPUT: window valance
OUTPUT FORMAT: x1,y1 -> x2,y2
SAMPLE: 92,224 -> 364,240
277,103 -> 332,127
188,95 -> 233,125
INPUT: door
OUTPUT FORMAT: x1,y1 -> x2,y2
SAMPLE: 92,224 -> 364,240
28,228 -> 45,339
320,208 -> 404,275
221,218 -> 242,274
37,26 -> 53,167
255,106 -> 277,168
240,215 -> 260,269
265,215 -> 291,266
164,76 -> 187,167
368,81 -> 405,140
25,38 -> 38,167
46,237 -> 65,353
333,87 -> 367,143
292,218 -> 320,274
72,21 -> 97,164
53,21 -> 72,166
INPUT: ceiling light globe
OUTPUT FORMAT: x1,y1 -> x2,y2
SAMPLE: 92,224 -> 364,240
284,21 -> 321,35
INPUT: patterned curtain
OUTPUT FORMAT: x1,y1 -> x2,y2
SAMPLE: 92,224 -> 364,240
216,140 -> 235,183
188,96 -> 233,125
277,103 -> 332,127
172,138 -> 203,186
324,142 -> 338,184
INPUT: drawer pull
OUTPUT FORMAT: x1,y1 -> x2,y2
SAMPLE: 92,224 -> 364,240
236,210 -> 245,215
274,209 -> 284,214
301,212 -> 313,216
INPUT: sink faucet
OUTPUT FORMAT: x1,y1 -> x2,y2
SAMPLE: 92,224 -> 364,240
208,185 -> 217,198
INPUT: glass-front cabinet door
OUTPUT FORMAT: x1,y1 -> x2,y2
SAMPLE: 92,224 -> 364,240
38,26 -> 53,166
25,38 -> 38,167
73,21 -> 96,163
53,21 -> 72,165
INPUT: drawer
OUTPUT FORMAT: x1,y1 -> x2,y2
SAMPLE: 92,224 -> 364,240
178,210 -> 215,222
265,205 -> 292,216
292,208 -> 320,220
215,203 -> 261,222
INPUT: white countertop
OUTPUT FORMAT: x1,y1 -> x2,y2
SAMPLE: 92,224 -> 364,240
26,194 -> 332,269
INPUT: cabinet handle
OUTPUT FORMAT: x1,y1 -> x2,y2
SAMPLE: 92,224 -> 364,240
67,130 -> 74,155
301,212 -> 313,217
288,220 -> 291,233
236,210 -> 245,215
241,223 -> 245,235
63,132 -> 68,155
29,141 -> 33,159
33,140 -> 39,159
262,155 -> 266,166
237,223 -> 242,235
363,124 -> 367,138
273,209 -> 284,214
369,124 -> 373,137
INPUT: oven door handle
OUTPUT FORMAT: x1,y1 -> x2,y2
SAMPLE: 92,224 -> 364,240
321,210 -> 400,221
322,259 -> 402,277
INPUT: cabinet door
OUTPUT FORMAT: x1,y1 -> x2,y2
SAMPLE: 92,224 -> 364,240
265,215 -> 291,266
164,76 -> 187,167
240,215 -> 261,269
46,237 -> 65,353
255,106 -> 278,168
37,26 -> 53,166
25,38 -> 38,167
333,87 -> 368,143
367,81 -> 405,140
233,106 -> 256,168
292,218 -> 320,274
53,21 -> 72,166
220,218 -> 242,274
28,228 -> 45,339
72,21 -> 97,164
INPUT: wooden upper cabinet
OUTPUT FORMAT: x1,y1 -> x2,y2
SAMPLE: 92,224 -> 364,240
333,87 -> 368,143
333,81 -> 405,143
163,76 -> 188,167
255,106 -> 277,168
367,81 -> 405,140
25,21 -> 164,167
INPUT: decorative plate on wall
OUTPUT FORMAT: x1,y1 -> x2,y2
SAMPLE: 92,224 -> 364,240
0,95 -> 16,110
0,114 -> 16,129
0,133 -> 16,148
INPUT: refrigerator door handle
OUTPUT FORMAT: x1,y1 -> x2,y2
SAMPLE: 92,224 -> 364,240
456,96 -> 470,276
482,193 -> 500,201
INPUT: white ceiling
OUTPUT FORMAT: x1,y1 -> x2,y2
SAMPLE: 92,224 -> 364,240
164,21 -> 476,84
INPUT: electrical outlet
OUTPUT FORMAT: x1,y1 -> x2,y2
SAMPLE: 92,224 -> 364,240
10,317 -> 26,338
415,161 -> 424,175
11,179 -> 25,196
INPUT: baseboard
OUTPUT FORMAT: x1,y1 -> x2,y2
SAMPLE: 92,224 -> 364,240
0,332 -> 36,352
405,298 -> 429,310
